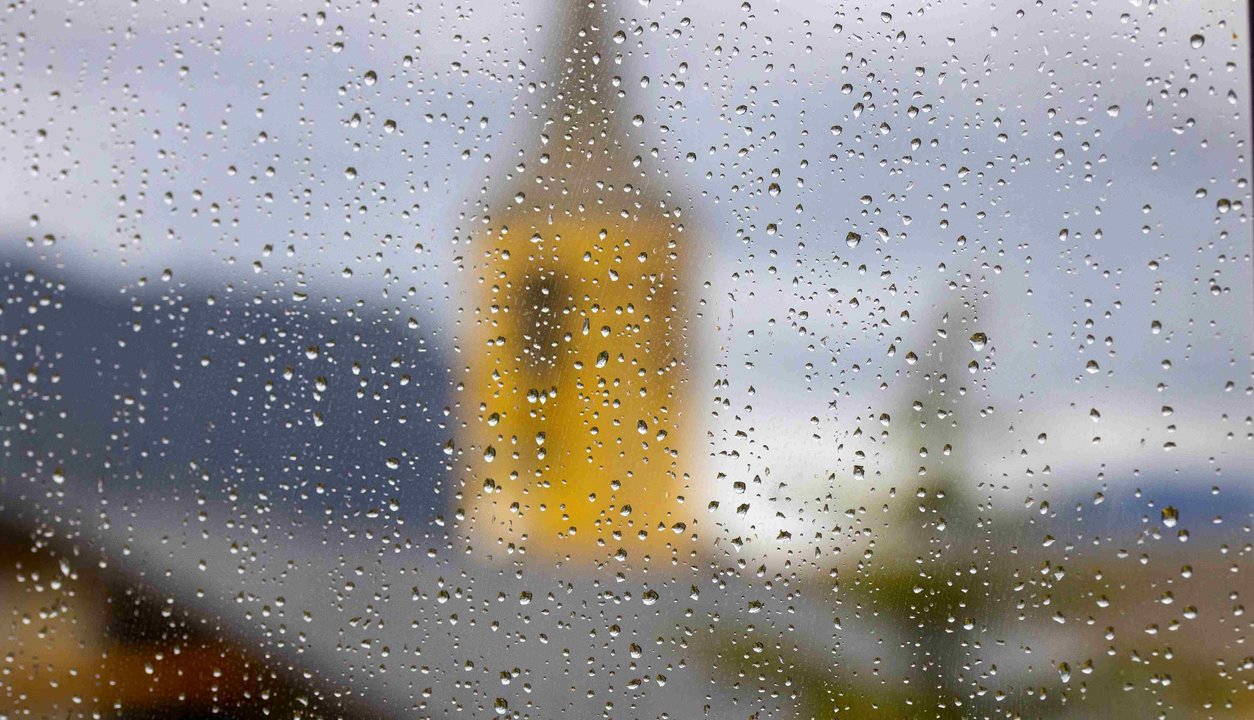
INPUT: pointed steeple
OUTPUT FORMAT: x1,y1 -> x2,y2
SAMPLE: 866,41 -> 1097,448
456,0 -> 698,568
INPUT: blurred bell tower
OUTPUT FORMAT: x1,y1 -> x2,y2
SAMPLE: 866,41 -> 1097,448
457,0 -> 697,566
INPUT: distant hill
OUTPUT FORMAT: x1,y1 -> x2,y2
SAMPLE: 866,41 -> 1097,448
1041,478 -> 1253,545
0,250 -> 452,546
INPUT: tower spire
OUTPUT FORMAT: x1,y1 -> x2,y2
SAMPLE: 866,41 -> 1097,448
458,0 -> 697,567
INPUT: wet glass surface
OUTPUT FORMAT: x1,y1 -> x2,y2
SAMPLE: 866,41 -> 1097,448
1,1 -> 1251,718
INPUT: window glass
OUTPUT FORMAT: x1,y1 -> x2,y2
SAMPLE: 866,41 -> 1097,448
1,1 -> 1250,718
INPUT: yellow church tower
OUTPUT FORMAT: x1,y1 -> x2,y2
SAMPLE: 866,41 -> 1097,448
456,0 -> 698,566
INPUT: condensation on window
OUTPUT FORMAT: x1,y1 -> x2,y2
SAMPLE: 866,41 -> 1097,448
1,1 -> 1250,719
